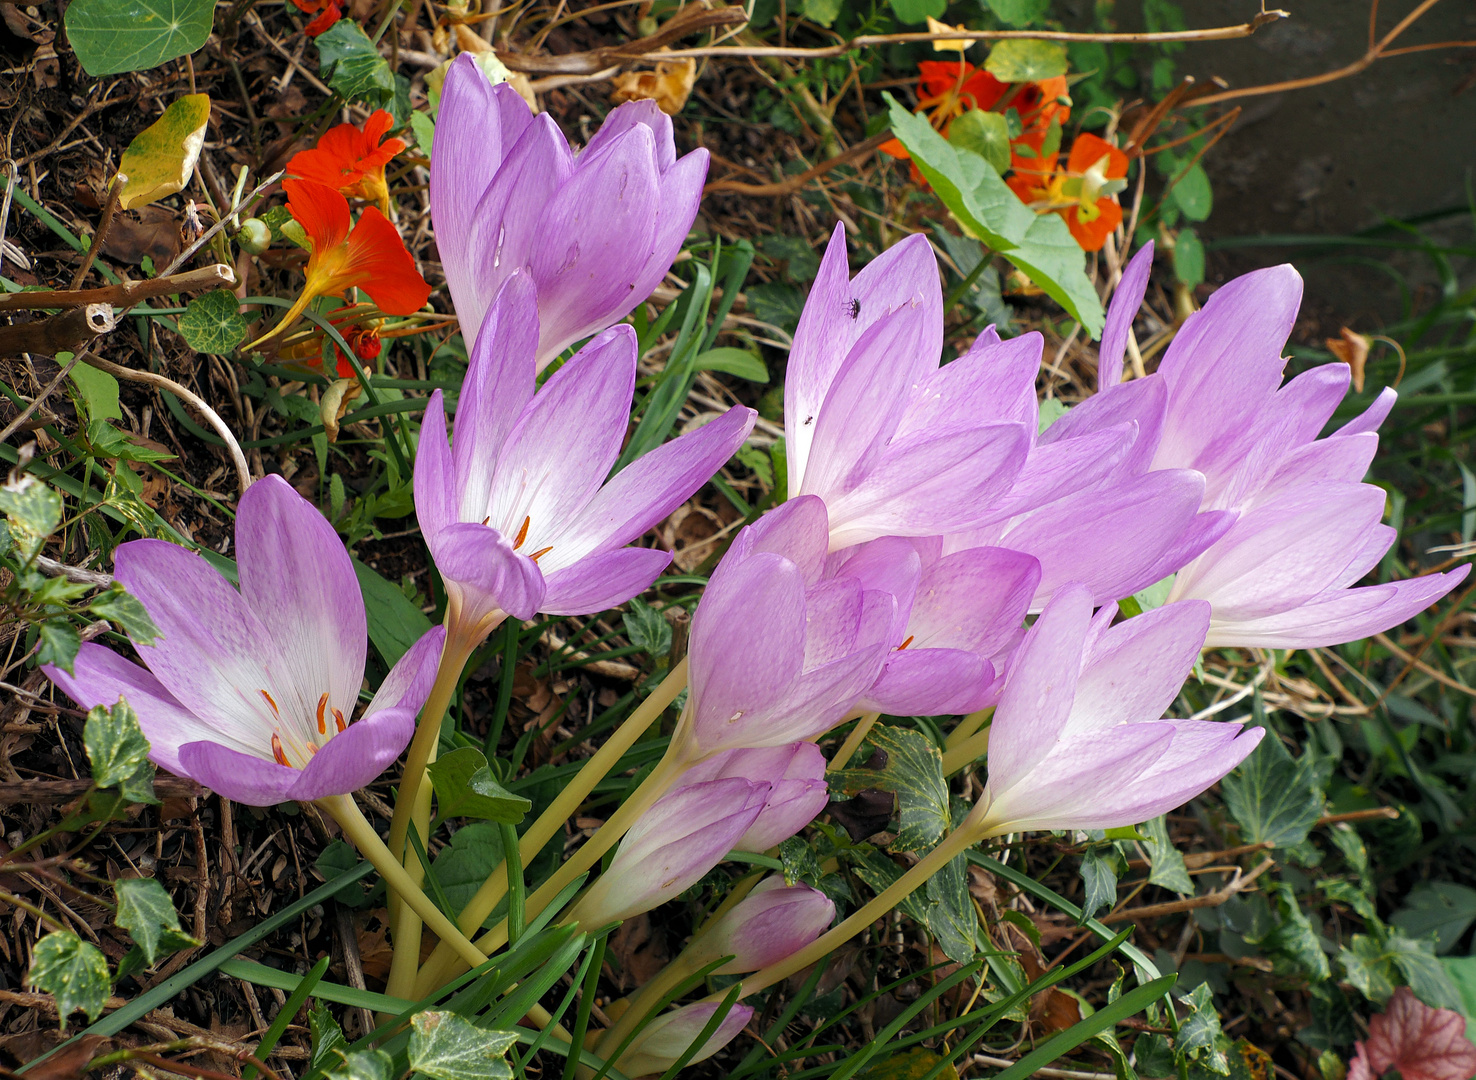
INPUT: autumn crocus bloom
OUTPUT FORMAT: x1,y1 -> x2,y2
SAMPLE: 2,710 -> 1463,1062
289,109 -> 406,215
259,178 -> 430,343
1007,133 -> 1129,252
432,53 -> 708,368
685,876 -> 835,974
414,272 -> 755,645
672,743 -> 829,852
970,584 -> 1263,834
43,475 -> 444,807
613,1002 -> 755,1078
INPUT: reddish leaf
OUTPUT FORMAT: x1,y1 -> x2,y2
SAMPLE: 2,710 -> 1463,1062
1349,987 -> 1476,1080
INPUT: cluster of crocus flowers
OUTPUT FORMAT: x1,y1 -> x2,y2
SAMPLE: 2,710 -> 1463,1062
1007,132 -> 1131,252
288,109 -> 406,215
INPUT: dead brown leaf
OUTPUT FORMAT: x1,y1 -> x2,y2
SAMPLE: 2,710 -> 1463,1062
608,913 -> 670,989
102,208 -> 181,267
611,58 -> 698,116
1325,327 -> 1371,393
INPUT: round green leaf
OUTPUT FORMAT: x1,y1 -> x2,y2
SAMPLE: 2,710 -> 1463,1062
889,0 -> 946,25
1169,162 -> 1214,222
947,110 -> 1011,175
65,0 -> 214,77
984,0 -> 1049,26
178,290 -> 248,355
985,39 -> 1068,83
1173,228 -> 1206,289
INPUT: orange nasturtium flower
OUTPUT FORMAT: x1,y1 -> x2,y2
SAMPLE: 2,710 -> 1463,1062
256,178 -> 431,345
288,110 -> 406,216
1007,133 -> 1130,252
289,0 -> 342,36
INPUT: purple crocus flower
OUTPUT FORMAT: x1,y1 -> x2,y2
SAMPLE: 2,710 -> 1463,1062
783,224 -> 1037,549
415,273 -> 755,641
432,54 -> 707,369
684,497 -> 892,755
44,476 -> 443,807
613,1001 -> 754,1077
569,779 -> 768,927
974,583 -> 1263,834
673,743 -> 828,851
685,876 -> 835,973
827,538 -> 1038,715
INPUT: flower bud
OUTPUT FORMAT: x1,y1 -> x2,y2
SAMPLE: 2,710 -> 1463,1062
571,779 -> 768,927
614,1001 -> 754,1078
688,876 -> 834,974
676,743 -> 828,851
236,217 -> 272,254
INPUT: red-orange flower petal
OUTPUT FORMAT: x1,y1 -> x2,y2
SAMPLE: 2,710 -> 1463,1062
1067,132 -> 1129,178
1065,198 -> 1122,252
879,137 -> 910,160
288,109 -> 404,211
302,0 -> 341,36
341,208 -> 432,315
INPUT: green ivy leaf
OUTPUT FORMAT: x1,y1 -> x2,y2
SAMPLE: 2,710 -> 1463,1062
64,0 -> 214,77
37,619 -> 82,675
1390,882 -> 1476,955
1176,983 -> 1228,1074
427,748 -> 531,824
1080,846 -> 1119,921
1385,930 -> 1463,1009
317,20 -> 396,108
985,39 -> 1068,82
623,597 -> 673,657
922,850 -> 977,963
0,476 -> 62,559
832,725 -> 948,852
409,1010 -> 518,1080
1264,882 -> 1330,981
178,290 -> 247,355
28,932 -> 111,1028
329,1050 -> 396,1080
88,587 -> 160,645
115,877 -> 199,965
1339,933 -> 1397,1003
1144,816 -> 1193,895
311,1005 -> 348,1074
83,697 -> 152,789
1221,729 -> 1325,849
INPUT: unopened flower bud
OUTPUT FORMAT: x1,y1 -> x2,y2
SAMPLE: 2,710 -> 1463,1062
675,743 -> 828,851
614,1001 -> 753,1078
237,217 -> 272,254
687,876 -> 834,974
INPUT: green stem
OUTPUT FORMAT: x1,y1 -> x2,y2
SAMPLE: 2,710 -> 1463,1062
411,658 -> 691,996
944,707 -> 993,751
941,725 -> 990,775
596,959 -> 696,1063
317,794 -> 488,973
828,711 -> 880,772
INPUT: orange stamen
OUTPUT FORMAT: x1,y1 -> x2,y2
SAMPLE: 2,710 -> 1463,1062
271,733 -> 290,767
898,635 -> 915,651
513,515 -> 531,549
317,693 -> 329,735
529,545 -> 553,562
334,708 -> 347,733
260,689 -> 280,718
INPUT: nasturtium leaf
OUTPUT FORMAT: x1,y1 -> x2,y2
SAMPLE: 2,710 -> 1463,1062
409,1010 -> 519,1080
69,363 -> 121,422
984,0 -> 1049,25
88,587 -> 160,646
28,932 -> 111,1028
623,597 -> 672,657
115,876 -> 198,965
65,0 -> 213,76
1391,883 -> 1476,955
1174,228 -> 1206,289
695,346 -> 770,383
832,724 -> 949,852
37,619 -> 82,676
1221,729 -> 1325,850
985,39 -> 1068,82
117,94 -> 211,211
1144,815 -> 1193,895
0,476 -> 62,559
317,20 -> 396,108
1001,214 -> 1107,338
84,697 -> 152,790
352,559 -> 432,668
802,0 -> 844,27
1170,163 -> 1213,222
1080,846 -> 1118,921
948,109 -> 1011,175
427,748 -> 531,824
889,0 -> 946,24
178,290 -> 248,355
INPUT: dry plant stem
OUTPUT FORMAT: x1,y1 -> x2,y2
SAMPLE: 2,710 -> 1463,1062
1099,857 -> 1273,923
69,174 -> 126,289
411,656 -> 691,996
317,793 -> 489,971
78,354 -> 252,497
384,618 -> 485,1002
829,711 -> 881,772
0,264 -> 237,313
705,130 -> 893,196
0,302 -> 114,358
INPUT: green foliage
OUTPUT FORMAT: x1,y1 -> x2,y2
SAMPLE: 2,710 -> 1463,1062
623,597 -> 673,658
985,39 -> 1068,82
695,347 -> 770,383
0,477 -> 62,560
328,1050 -> 396,1080
115,877 -> 200,969
178,290 -> 248,355
948,110 -> 1011,175
1170,164 -> 1214,222
1390,883 -> 1476,954
833,725 -> 948,851
1144,816 -> 1193,895
1221,729 -> 1326,849
1079,846 -> 1120,921
888,0 -> 945,24
69,364 -> 121,422
352,558 -> 432,668
87,587 -> 159,644
432,822 -> 507,920
65,0 -> 213,76
982,0 -> 1049,26
1174,228 -> 1206,288
428,748 -> 532,824
802,0 -> 844,28
317,20 -> 396,108
84,698 -> 154,792
28,932 -> 111,1027
408,1010 -> 519,1080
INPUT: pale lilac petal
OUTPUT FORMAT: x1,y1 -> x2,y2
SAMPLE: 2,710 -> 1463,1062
1040,374 -> 1166,477
737,778 -> 829,850
1336,387 -> 1396,436
435,522 -> 546,622
584,98 -> 675,171
538,546 -> 672,616
988,583 -> 1093,788
488,325 -> 636,546
1098,242 -> 1153,388
1203,566 -> 1469,649
454,274 -> 540,522
979,422 -> 1136,524
547,405 -> 755,568
1065,600 -> 1208,739
235,474 -> 365,732
114,539 -> 277,743
714,878 -> 834,970
1265,431 -> 1378,492
44,644 -> 237,774
723,646 -> 885,749
366,626 -> 446,716
287,707 -> 416,802
896,332 -> 1042,437
908,546 -> 1038,654
785,223 -> 855,486
529,128 -> 660,363
828,536 -> 923,642
414,390 -> 456,542
178,740 -> 299,806
1118,509 -> 1235,601
746,496 -> 831,583
617,1002 -> 754,1077
862,648 -> 994,716
635,147 -> 709,300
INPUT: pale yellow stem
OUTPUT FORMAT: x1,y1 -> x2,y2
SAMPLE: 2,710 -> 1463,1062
944,707 -> 994,751
940,725 -> 990,776
829,711 -> 881,772
595,955 -> 696,1062
412,659 -> 690,997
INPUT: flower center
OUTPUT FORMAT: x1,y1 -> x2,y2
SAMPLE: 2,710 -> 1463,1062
260,688 -> 345,769
510,514 -> 552,562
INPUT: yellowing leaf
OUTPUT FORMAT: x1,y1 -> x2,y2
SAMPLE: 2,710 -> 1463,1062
611,58 -> 697,116
117,94 -> 210,211
925,15 -> 969,52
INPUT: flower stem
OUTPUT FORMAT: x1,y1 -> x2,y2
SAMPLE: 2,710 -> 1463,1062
411,658 -> 690,997
317,793 -> 489,973
944,707 -> 993,751
940,725 -> 990,776
595,957 -> 695,1061
829,711 -> 881,772
384,622 -> 484,1001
